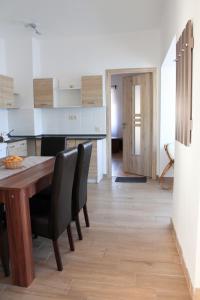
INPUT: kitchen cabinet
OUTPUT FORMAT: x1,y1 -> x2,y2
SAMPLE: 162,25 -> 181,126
33,78 -> 57,108
7,140 -> 27,156
34,137 -> 104,183
0,75 -> 16,108
66,139 -> 103,183
33,78 -> 81,108
0,143 -> 7,158
81,75 -> 103,107
35,139 -> 42,156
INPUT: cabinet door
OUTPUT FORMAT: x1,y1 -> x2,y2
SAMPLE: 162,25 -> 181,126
75,140 -> 97,179
19,140 -> 27,156
66,140 -> 76,149
7,144 -> 16,156
88,141 -> 97,179
7,140 -> 27,156
0,75 -> 15,108
33,78 -> 54,108
35,139 -> 41,156
81,76 -> 103,107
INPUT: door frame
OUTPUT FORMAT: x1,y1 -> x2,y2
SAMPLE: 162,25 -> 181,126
106,67 -> 158,179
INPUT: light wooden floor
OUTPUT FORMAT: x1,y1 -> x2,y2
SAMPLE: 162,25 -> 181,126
112,152 -> 139,177
0,178 -> 190,300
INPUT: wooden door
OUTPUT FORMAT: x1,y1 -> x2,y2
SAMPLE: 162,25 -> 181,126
123,73 -> 153,177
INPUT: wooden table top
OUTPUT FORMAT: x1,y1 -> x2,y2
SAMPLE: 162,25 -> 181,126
0,157 -> 55,191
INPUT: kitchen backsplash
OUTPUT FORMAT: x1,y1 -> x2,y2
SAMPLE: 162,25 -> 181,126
7,107 -> 106,135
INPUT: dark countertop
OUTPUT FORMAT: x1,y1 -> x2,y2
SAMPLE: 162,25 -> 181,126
8,134 -> 107,141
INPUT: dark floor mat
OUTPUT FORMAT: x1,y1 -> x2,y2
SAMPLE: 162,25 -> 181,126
115,176 -> 147,183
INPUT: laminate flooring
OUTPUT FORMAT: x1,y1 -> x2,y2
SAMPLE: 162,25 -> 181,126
0,178 -> 190,300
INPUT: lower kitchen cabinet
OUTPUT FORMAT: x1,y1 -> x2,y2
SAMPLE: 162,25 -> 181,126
66,139 -> 104,183
7,140 -> 27,156
33,138 -> 104,183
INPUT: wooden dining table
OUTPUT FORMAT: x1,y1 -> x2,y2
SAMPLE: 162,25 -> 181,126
0,156 -> 55,287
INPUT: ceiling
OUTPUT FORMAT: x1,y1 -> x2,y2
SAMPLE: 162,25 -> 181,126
0,0 -> 164,37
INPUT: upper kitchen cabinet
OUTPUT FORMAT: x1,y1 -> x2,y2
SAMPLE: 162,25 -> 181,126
33,78 -> 56,108
0,75 -> 17,108
56,78 -> 81,107
81,75 -> 103,107
33,78 -> 81,108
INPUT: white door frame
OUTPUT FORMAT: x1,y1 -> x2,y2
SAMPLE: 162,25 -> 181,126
105,67 -> 158,179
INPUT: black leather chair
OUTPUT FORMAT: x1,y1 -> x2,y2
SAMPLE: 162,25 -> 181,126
41,136 -> 66,156
29,148 -> 77,271
72,142 -> 92,240
0,204 -> 10,277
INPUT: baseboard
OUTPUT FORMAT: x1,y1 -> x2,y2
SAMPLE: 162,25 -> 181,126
171,221 -> 199,300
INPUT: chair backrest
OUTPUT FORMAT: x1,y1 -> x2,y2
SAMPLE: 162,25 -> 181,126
41,137 -> 66,156
49,148 -> 77,240
72,142 -> 92,218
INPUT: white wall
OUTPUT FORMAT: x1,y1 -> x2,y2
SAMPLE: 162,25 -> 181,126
161,0 -> 200,289
5,35 -> 34,108
0,32 -> 35,135
159,37 -> 176,177
39,30 -> 160,79
41,107 -> 106,135
0,38 -> 9,134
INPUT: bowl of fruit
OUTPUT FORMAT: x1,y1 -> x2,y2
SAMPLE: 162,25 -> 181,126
3,156 -> 24,169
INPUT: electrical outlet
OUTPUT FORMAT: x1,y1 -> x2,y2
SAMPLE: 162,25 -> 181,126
68,114 -> 77,120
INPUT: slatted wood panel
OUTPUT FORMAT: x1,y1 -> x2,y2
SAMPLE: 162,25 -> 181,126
176,20 -> 194,146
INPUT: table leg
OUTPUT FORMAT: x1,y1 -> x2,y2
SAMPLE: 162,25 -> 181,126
5,189 -> 35,287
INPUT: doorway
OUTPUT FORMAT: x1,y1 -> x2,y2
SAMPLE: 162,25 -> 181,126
111,75 -> 123,176
106,68 -> 157,179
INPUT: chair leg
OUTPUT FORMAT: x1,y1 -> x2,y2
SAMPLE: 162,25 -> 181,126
83,204 -> 90,228
67,224 -> 75,251
52,240 -> 63,271
75,215 -> 83,240
0,227 -> 10,277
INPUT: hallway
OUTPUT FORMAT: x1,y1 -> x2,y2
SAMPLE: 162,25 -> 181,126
0,179 -> 190,300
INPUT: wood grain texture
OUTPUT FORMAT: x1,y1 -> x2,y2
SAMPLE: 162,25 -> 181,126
106,68 -> 158,179
0,75 -> 15,108
123,73 -> 153,177
176,20 -> 193,146
0,158 -> 55,287
0,179 -> 190,299
81,75 -> 103,107
33,78 -> 54,108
